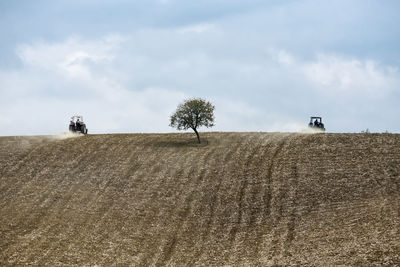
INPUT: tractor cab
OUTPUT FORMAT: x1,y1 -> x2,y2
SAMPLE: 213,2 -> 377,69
308,116 -> 325,131
69,115 -> 88,134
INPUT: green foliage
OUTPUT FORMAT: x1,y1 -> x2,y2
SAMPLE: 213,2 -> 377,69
170,98 -> 215,143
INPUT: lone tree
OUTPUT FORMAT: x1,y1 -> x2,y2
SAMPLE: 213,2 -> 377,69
170,98 -> 215,143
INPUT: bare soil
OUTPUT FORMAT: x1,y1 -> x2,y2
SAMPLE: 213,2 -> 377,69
0,132 -> 399,266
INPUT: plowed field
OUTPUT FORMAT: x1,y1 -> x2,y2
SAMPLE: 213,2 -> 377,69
1,132 -> 400,266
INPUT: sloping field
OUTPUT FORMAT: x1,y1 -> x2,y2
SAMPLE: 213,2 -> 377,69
0,132 -> 399,266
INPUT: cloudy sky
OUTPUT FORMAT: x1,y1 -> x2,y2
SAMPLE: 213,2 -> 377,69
1,0 -> 399,135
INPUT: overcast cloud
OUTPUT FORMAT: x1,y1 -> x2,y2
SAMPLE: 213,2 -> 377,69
1,0 -> 399,135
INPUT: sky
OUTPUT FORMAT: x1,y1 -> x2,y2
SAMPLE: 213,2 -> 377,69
1,0 -> 399,135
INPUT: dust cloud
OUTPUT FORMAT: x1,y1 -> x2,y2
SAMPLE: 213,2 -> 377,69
51,132 -> 83,140
300,127 -> 326,134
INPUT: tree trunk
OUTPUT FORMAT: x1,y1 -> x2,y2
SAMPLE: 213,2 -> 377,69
193,128 -> 201,143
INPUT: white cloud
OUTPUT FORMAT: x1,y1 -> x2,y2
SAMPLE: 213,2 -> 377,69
16,35 -> 121,67
303,54 -> 399,96
277,50 -> 295,66
177,23 -> 215,34
213,98 -> 306,133
1,31 -> 400,135
1,35 -> 188,135
270,49 -> 400,98
16,35 -> 122,81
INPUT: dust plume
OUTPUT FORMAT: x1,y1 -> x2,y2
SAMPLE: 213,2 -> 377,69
300,127 -> 326,134
51,131 -> 83,140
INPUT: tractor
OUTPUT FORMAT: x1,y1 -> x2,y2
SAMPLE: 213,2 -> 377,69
308,116 -> 325,131
69,115 -> 88,134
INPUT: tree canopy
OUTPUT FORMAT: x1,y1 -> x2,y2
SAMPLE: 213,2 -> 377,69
170,98 -> 215,143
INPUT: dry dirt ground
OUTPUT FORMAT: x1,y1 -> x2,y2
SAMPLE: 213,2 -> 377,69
0,132 -> 399,266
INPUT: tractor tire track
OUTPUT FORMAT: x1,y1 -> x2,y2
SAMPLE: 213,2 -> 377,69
236,134 -> 282,265
0,137 -> 103,263
227,136 -> 260,242
221,135 -> 269,265
190,138 -> 243,265
22,136 -> 145,265
262,134 -> 291,221
265,134 -> 297,262
282,135 -> 305,257
152,143 -> 219,266
245,133 -> 292,264
136,141 -> 201,266
154,145 -> 218,266
234,136 -> 270,260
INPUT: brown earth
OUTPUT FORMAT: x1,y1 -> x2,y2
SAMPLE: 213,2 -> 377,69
0,132 -> 400,266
